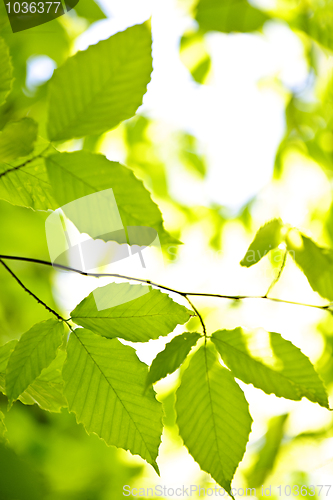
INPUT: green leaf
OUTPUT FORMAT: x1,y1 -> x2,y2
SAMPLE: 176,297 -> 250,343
286,230 -> 333,302
6,319 -> 65,404
195,0 -> 269,34
176,345 -> 252,495
45,150 -> 176,245
180,31 -> 211,85
240,219 -> 285,268
47,23 -> 152,141
0,37 -> 13,106
0,137 -> 57,211
0,340 -> 67,412
71,283 -> 192,342
63,329 -> 163,472
290,2 -> 333,52
0,118 -> 38,163
245,413 -> 288,488
211,328 -> 329,408
146,332 -> 201,387
0,410 -> 6,442
18,350 -> 67,412
74,0 -> 107,24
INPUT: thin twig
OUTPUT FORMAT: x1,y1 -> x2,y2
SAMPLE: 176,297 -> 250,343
185,296 -> 207,336
0,259 -> 68,324
0,255 -> 330,313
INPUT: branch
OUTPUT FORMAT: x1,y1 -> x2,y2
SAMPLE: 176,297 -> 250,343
0,255 -> 330,314
0,259 -> 70,325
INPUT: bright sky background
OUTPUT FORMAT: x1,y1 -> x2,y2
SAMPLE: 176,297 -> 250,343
26,0 -> 333,495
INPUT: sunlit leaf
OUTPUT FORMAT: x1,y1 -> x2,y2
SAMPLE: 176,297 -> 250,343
146,332 -> 201,387
6,319 -> 64,404
45,150 -> 177,245
287,230 -> 333,302
74,0 -> 106,23
63,329 -> 163,471
180,31 -> 211,84
240,219 -> 285,267
245,413 -> 288,487
212,328 -> 329,408
0,118 -> 38,162
176,344 -> 252,495
0,37 -> 13,106
47,23 -> 152,141
0,340 -> 67,412
71,283 -> 192,342
0,137 -> 56,210
195,0 -> 269,34
19,350 -> 67,412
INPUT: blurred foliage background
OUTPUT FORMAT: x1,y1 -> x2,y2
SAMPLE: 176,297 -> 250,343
2,0 -> 333,498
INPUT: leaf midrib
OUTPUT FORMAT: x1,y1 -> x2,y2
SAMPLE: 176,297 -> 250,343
73,331 -> 156,465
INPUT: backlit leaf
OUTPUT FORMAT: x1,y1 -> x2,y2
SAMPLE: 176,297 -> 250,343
47,23 -> 152,141
286,230 -> 333,302
146,332 -> 201,387
6,319 -> 64,404
240,219 -> 285,268
45,150 -> 177,245
0,118 -> 38,163
176,344 -> 252,495
71,283 -> 192,342
212,328 -> 329,408
63,329 -> 163,471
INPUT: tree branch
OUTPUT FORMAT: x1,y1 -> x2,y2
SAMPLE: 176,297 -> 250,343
0,259 -> 70,324
0,254 -> 330,314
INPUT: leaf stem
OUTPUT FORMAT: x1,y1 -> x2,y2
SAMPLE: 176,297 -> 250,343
185,296 -> 207,336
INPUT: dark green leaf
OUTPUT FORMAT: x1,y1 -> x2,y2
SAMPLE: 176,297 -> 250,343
71,283 -> 192,342
47,23 -> 152,141
212,328 -> 329,408
0,442 -> 46,500
0,37 -> 13,106
176,344 -> 252,495
63,329 -> 163,472
146,332 -> 201,387
0,410 -> 6,442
